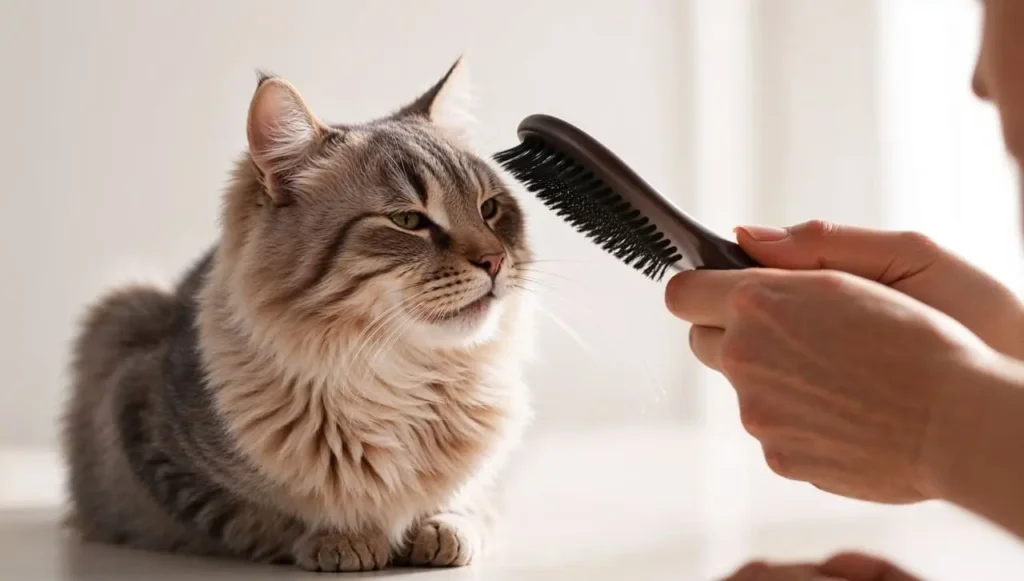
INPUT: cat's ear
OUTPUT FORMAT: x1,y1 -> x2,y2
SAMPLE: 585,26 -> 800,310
397,57 -> 476,142
246,74 -> 325,204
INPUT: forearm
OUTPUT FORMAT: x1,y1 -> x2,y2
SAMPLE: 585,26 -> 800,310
923,353 -> 1024,539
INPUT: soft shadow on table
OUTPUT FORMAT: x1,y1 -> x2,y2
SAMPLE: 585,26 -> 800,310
0,509 -> 464,580
4,507 -> 959,580
0,508 -> 716,580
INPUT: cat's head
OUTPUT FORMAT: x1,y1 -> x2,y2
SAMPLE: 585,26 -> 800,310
217,60 -> 533,354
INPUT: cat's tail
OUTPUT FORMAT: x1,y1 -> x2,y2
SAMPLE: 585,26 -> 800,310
70,285 -> 179,385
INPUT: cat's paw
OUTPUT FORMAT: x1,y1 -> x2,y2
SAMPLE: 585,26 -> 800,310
404,514 -> 480,568
291,529 -> 389,572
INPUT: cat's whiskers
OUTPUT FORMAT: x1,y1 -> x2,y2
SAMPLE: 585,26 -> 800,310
519,285 -> 594,319
534,302 -> 596,360
531,296 -> 665,412
509,274 -> 551,291
367,287 -> 489,373
341,279 -> 463,387
510,269 -> 599,318
367,306 -> 447,376
350,289 -> 430,352
527,281 -> 668,414
516,267 -> 582,288
342,287 -> 435,381
365,299 -> 436,368
513,258 -> 595,295
516,258 -> 597,266
361,300 -> 462,392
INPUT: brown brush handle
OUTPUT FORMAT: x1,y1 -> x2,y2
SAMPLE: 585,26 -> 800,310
517,114 -> 759,271
695,238 -> 760,270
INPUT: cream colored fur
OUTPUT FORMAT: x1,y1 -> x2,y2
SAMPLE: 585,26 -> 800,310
202,59 -> 536,559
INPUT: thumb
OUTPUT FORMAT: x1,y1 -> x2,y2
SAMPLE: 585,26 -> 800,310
734,220 -> 941,285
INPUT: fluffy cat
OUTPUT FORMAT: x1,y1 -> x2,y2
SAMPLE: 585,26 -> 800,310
60,60 -> 536,572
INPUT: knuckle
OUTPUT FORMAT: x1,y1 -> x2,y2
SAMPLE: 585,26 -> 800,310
809,269 -> 849,293
727,278 -> 769,316
718,334 -> 753,375
894,229 -> 940,256
763,448 -> 790,477
737,397 -> 770,437
791,219 -> 835,240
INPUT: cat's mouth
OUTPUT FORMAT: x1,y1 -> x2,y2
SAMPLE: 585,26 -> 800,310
433,292 -> 496,323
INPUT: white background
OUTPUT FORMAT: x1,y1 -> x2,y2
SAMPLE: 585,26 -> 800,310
1,1 -> 1023,579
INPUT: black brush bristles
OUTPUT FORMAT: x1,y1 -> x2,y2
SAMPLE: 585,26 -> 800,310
495,137 -> 683,281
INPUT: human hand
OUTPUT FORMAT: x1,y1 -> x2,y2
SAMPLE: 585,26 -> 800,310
665,256 -> 998,502
718,561 -> 828,580
732,220 -> 1024,360
720,553 -> 922,581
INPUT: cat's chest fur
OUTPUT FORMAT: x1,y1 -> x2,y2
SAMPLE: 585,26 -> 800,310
212,341 -> 530,534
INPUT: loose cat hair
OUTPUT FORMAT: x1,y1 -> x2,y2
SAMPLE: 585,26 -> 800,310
60,59 -> 536,572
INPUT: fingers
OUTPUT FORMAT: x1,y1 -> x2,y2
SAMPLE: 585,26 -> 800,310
761,448 -> 831,484
720,555 -> 918,581
665,269 -> 742,326
689,325 -> 724,370
720,561 -> 824,581
721,561 -> 770,581
735,220 -> 943,285
666,268 -> 777,327
758,442 -> 849,487
819,552 -> 923,581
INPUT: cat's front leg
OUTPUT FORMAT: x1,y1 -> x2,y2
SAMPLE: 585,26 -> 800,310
291,528 -> 390,572
402,511 -> 482,568
401,489 -> 498,569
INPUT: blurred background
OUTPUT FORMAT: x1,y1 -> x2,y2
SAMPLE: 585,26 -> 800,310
1,1 -> 1022,580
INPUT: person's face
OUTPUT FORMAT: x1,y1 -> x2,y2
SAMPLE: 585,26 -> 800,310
973,0 -> 1024,166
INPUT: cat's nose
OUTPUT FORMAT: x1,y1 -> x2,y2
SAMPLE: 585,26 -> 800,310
469,253 -> 504,279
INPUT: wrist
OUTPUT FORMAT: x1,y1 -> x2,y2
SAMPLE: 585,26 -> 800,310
920,348 -> 1024,508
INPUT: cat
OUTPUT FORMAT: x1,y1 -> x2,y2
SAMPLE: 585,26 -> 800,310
60,59 -> 536,572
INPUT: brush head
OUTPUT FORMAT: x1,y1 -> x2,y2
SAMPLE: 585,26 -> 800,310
495,137 -> 683,281
494,114 -> 757,281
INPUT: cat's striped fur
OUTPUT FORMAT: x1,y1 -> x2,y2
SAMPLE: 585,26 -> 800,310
61,60 -> 536,571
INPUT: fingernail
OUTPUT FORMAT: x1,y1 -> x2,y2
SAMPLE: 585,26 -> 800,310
735,225 -> 790,242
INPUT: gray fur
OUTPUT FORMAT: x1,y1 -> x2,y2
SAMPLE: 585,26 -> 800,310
63,250 -> 304,564
60,62 -> 532,573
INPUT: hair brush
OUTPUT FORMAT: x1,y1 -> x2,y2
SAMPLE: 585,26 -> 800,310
493,114 -> 759,281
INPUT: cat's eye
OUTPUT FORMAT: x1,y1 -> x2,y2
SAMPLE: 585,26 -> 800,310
390,211 -> 428,230
480,198 -> 498,220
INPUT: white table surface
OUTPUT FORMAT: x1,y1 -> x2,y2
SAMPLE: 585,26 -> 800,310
2,426 -> 1022,580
